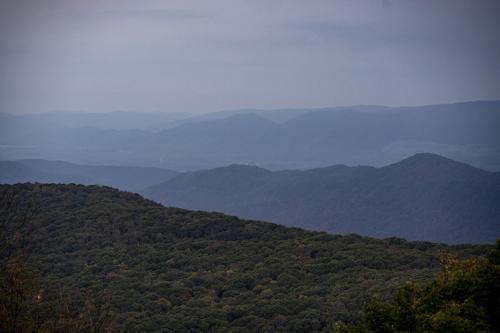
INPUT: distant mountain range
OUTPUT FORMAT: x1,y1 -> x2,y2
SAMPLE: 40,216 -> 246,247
0,159 -> 178,191
2,153 -> 499,244
143,153 -> 500,244
0,111 -> 192,131
1,101 -> 500,170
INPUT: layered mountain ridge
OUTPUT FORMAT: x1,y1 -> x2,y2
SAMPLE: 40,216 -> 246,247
144,153 -> 500,244
2,100 -> 499,170
0,159 -> 178,191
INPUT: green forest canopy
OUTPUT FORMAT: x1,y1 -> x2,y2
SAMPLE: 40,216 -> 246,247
0,183 -> 495,332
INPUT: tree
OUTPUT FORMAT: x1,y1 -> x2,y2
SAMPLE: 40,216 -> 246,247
355,240 -> 500,332
0,186 -> 114,333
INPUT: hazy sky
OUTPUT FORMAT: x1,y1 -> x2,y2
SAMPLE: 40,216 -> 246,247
1,0 -> 500,114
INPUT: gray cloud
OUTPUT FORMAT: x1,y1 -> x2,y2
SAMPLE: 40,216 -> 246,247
70,8 -> 201,21
0,0 -> 499,114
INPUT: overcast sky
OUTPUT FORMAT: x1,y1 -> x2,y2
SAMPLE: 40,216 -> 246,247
1,0 -> 499,114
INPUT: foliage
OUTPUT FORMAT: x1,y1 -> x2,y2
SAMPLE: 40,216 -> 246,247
351,241 -> 500,332
0,261 -> 115,333
0,183 -> 492,332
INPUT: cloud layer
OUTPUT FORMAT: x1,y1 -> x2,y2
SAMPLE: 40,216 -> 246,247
1,0 -> 499,113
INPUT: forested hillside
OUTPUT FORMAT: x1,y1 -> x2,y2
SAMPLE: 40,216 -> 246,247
144,153 -> 500,244
0,183 -> 491,332
348,244 -> 500,332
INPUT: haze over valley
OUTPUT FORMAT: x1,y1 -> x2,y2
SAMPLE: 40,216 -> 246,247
1,1 -> 500,332
2,100 -> 500,171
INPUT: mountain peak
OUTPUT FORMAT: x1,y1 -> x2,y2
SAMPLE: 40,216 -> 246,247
211,163 -> 270,176
383,153 -> 489,180
397,152 -> 473,167
403,152 -> 454,162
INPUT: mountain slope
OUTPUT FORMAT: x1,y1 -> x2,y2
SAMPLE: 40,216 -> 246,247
0,183 -> 490,332
143,153 -> 500,244
0,159 -> 178,191
2,101 -> 500,170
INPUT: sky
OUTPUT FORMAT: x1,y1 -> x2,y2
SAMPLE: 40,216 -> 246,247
1,0 -> 500,114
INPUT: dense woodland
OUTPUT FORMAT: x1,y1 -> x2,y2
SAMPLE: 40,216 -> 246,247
1,183 -> 496,332
355,246 -> 500,333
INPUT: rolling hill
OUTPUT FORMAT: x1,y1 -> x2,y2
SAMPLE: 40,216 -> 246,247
1,101 -> 500,170
0,183 -> 490,332
0,159 -> 178,191
143,153 -> 500,244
